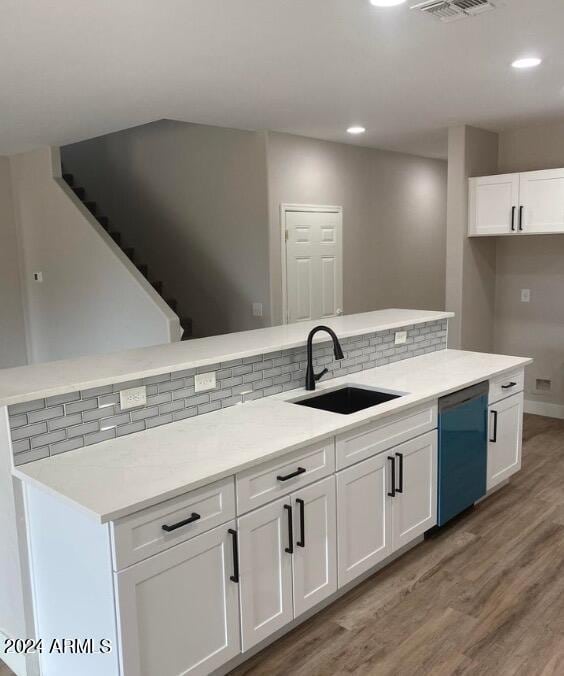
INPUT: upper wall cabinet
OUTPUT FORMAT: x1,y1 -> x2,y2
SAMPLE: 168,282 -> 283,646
468,168 -> 564,237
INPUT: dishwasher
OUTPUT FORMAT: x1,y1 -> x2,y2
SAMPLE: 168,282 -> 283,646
437,381 -> 488,527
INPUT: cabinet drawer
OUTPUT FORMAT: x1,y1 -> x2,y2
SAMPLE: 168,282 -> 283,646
336,403 -> 437,470
236,439 -> 335,514
489,369 -> 524,405
111,477 -> 235,570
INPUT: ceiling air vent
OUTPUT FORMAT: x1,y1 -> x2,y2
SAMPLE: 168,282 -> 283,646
410,0 -> 496,22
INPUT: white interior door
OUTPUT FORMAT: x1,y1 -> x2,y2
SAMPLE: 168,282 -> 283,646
519,169 -> 564,234
292,476 -> 337,618
284,206 -> 343,323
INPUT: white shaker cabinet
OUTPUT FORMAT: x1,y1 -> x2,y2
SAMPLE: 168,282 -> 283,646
487,392 -> 524,490
115,522 -> 241,676
468,174 -> 520,236
469,167 -> 564,236
237,477 -> 337,651
336,452 -> 393,587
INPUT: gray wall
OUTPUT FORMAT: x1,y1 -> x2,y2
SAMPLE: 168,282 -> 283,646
267,132 -> 447,325
495,120 -> 564,410
0,156 -> 27,368
62,121 -> 271,338
445,125 -> 498,353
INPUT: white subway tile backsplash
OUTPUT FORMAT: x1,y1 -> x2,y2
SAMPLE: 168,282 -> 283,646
8,319 -> 447,465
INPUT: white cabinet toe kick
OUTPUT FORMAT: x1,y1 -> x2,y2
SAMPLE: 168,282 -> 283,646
21,370 -> 525,676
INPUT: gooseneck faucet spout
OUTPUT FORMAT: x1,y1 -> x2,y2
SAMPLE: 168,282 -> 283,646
305,326 -> 345,391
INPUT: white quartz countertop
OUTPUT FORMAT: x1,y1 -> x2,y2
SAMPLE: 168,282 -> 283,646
13,349 -> 531,523
0,309 -> 452,407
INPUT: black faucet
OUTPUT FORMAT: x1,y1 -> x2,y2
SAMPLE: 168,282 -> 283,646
305,326 -> 345,391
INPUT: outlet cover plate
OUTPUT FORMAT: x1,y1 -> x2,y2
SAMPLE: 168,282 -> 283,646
394,331 -> 407,345
195,372 -> 217,392
120,386 -> 147,410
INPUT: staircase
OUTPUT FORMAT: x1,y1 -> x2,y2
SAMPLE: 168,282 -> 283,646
62,170 -> 192,340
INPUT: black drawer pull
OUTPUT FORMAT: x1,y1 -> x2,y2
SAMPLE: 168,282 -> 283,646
284,504 -> 294,554
277,467 -> 306,482
519,205 -> 524,231
161,512 -> 201,532
501,382 -> 517,390
387,456 -> 396,498
511,205 -> 516,231
395,452 -> 404,494
296,498 -> 305,548
228,528 -> 239,583
490,410 -> 498,443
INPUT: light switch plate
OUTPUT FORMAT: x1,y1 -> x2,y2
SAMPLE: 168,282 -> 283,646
119,386 -> 147,410
394,331 -> 407,345
195,372 -> 216,392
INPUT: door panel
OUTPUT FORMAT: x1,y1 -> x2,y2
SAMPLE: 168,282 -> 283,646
488,393 -> 523,489
392,432 -> 437,550
115,522 -> 240,676
237,499 -> 293,651
285,208 -> 343,323
292,477 -> 337,617
519,169 -> 564,233
468,174 -> 519,236
336,453 -> 392,587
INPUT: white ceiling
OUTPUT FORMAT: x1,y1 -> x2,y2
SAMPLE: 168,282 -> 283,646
1,0 -> 563,158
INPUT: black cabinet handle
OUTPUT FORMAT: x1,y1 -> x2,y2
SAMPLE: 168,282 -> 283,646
277,467 -> 306,482
387,456 -> 396,497
519,205 -> 524,231
296,498 -> 305,548
490,410 -> 498,443
161,512 -> 201,532
395,452 -> 404,494
228,528 -> 239,583
501,382 -> 517,390
284,504 -> 293,554
511,206 -> 516,231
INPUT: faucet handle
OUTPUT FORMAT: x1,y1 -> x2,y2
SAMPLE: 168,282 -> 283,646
314,368 -> 329,382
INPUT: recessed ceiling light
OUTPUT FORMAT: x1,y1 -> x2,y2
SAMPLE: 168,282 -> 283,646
369,0 -> 407,6
347,126 -> 366,135
512,57 -> 542,69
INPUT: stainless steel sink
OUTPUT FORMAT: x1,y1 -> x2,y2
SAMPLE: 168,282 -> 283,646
292,386 -> 402,415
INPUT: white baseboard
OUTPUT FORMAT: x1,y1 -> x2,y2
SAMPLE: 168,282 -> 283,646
525,399 -> 564,420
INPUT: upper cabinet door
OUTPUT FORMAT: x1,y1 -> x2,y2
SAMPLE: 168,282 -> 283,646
237,498 -> 293,652
391,431 -> 437,551
468,174 -> 520,236
115,522 -> 240,676
292,476 -> 337,618
336,452 -> 393,588
519,169 -> 564,234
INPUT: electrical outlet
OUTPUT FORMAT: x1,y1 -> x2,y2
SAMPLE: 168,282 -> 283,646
521,289 -> 531,303
195,371 -> 216,392
394,331 -> 407,345
252,303 -> 263,318
119,386 -> 147,410
33,272 -> 43,283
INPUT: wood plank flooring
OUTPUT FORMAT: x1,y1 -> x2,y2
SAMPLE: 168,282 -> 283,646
1,414 -> 562,676
230,414 -> 564,676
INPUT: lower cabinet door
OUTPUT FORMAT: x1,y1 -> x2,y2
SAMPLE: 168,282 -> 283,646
488,392 -> 524,490
115,521 -> 240,676
391,431 -> 437,551
292,476 -> 337,618
337,452 -> 393,587
237,498 -> 293,652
